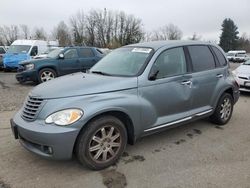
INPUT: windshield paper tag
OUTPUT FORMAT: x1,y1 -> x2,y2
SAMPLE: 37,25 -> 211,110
132,48 -> 152,53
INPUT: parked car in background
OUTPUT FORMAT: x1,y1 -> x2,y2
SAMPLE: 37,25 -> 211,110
33,47 -> 62,59
232,59 -> 250,92
16,47 -> 104,83
227,50 -> 248,62
11,41 -> 239,170
0,46 -> 7,69
3,40 -> 48,71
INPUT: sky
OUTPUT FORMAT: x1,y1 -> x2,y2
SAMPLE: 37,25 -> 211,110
1,0 -> 250,42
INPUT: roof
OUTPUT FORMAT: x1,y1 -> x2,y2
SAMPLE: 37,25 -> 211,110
11,40 -> 47,46
127,40 -> 215,51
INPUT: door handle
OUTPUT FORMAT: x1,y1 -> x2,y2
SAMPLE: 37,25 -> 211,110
181,80 -> 192,85
216,74 -> 223,78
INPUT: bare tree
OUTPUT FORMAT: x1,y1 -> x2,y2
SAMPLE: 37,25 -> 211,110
84,9 -> 143,48
20,24 -> 30,39
0,25 -> 19,45
52,21 -> 72,46
189,32 -> 202,40
33,27 -> 47,40
70,10 -> 86,45
151,24 -> 183,41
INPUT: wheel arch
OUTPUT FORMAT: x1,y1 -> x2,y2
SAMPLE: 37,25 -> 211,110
214,87 -> 234,108
74,110 -> 136,154
38,66 -> 58,76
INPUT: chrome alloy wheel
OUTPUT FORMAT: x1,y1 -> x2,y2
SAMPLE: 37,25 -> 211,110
88,126 -> 121,163
40,71 -> 55,82
219,97 -> 232,121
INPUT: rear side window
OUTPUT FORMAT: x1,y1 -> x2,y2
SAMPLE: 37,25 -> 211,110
0,47 -> 6,54
188,45 -> 215,72
79,48 -> 94,58
211,46 -> 227,66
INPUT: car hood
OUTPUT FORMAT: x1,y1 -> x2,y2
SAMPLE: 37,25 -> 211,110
30,72 -> 138,99
4,53 -> 31,63
235,65 -> 250,75
20,58 -> 53,65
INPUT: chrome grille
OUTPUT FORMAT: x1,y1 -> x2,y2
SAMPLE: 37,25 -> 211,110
22,96 -> 43,121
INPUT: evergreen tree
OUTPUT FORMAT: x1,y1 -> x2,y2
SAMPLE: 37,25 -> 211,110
219,18 -> 239,52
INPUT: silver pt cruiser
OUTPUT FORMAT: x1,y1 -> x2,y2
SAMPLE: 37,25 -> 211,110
11,41 -> 240,170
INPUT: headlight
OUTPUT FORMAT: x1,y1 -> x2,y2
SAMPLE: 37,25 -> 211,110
45,109 -> 83,126
25,63 -> 34,70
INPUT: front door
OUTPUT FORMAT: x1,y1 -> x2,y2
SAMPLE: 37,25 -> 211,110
139,47 -> 193,132
59,48 -> 80,75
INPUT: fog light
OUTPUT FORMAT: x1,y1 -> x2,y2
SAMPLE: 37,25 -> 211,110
43,146 -> 53,154
48,147 -> 53,154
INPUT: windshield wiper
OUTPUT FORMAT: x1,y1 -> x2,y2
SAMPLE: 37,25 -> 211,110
91,71 -> 112,76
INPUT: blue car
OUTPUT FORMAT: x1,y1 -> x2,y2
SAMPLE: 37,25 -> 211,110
16,47 -> 104,83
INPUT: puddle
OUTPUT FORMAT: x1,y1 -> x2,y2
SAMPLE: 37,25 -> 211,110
174,139 -> 186,145
0,81 -> 10,89
0,179 -> 10,188
215,126 -> 224,130
121,152 -> 145,164
193,129 -> 202,135
187,133 -> 193,138
101,169 -> 127,188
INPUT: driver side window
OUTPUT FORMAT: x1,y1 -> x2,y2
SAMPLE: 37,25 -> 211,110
64,49 -> 78,59
153,47 -> 187,79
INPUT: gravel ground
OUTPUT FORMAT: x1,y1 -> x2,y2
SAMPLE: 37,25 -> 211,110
0,64 -> 250,188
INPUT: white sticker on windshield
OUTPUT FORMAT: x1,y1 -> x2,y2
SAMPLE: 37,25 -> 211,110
132,48 -> 152,53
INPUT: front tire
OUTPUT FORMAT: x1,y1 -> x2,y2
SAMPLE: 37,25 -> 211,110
38,68 -> 57,83
76,116 -> 127,170
210,93 -> 234,125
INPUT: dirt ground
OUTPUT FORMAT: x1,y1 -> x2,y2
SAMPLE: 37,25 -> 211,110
0,63 -> 250,188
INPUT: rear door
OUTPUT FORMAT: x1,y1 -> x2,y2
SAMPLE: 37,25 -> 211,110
187,45 -> 225,113
78,48 -> 97,72
59,48 -> 80,75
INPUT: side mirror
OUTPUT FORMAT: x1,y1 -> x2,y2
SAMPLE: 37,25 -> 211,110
148,69 -> 159,81
58,53 -> 64,59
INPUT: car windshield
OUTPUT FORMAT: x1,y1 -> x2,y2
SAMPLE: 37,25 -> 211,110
227,53 -> 235,56
90,47 -> 153,76
7,45 -> 31,54
47,48 -> 63,58
243,60 -> 250,65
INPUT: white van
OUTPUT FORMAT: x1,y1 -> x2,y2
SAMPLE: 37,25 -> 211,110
227,50 -> 248,62
3,40 -> 49,69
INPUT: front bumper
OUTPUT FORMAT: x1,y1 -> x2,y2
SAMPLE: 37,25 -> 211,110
16,70 -> 38,83
11,110 -> 80,160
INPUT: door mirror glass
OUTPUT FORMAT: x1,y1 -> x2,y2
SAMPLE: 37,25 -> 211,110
149,66 -> 159,81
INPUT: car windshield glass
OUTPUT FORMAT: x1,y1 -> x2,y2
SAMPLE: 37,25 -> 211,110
227,53 -> 235,56
90,47 -> 153,76
243,60 -> 250,65
47,48 -> 63,58
7,45 -> 31,54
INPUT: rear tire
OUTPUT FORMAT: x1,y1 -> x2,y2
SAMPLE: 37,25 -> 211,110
76,116 -> 127,170
210,93 -> 233,125
38,68 -> 57,83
